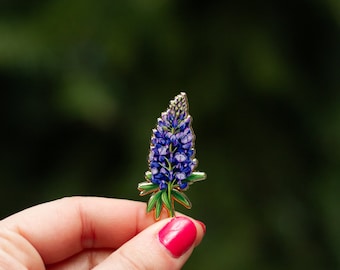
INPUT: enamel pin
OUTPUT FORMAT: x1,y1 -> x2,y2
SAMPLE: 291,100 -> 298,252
138,92 -> 206,220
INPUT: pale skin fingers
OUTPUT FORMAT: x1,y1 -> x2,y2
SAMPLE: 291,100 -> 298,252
94,217 -> 205,270
0,197 -> 205,269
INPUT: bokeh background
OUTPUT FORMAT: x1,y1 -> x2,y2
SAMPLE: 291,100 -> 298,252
1,0 -> 339,269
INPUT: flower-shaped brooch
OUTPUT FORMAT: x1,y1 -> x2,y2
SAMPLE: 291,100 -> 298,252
138,92 -> 206,220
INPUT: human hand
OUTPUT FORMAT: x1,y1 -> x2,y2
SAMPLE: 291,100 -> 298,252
0,197 -> 205,269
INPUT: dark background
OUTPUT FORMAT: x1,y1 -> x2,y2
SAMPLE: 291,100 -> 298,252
1,0 -> 339,269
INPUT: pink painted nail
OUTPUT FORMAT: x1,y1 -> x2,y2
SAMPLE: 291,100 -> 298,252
196,220 -> 206,234
158,217 -> 197,258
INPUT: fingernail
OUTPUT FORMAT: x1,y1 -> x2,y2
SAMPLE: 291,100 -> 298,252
158,217 -> 197,258
196,220 -> 206,234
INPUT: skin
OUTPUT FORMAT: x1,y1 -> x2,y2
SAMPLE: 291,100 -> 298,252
0,196 -> 205,270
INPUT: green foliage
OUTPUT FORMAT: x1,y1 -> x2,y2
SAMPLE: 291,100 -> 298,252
183,172 -> 207,184
172,189 -> 192,209
137,181 -> 159,196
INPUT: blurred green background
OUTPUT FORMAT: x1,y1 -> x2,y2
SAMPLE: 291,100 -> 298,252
1,0 -> 339,269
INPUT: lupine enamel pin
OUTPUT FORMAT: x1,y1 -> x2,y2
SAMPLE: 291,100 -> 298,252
138,92 -> 206,220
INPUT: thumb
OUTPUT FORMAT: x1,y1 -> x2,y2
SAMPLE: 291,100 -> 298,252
94,216 -> 206,270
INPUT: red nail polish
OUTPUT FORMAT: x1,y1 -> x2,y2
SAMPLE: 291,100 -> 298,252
158,217 -> 197,258
196,220 -> 206,234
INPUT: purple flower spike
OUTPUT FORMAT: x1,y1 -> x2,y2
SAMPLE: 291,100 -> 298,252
138,92 -> 206,220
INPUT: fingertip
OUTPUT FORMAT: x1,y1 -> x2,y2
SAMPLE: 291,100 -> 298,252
193,219 -> 206,248
95,216 -> 205,270
158,217 -> 197,258
195,220 -> 206,234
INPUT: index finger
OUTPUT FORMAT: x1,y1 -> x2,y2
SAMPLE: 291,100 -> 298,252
0,197 -> 165,264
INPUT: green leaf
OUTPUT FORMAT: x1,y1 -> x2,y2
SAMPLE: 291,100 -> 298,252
145,171 -> 152,180
183,172 -> 207,184
138,182 -> 159,196
147,191 -> 162,212
172,189 -> 192,209
161,190 -> 172,212
155,197 -> 163,220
